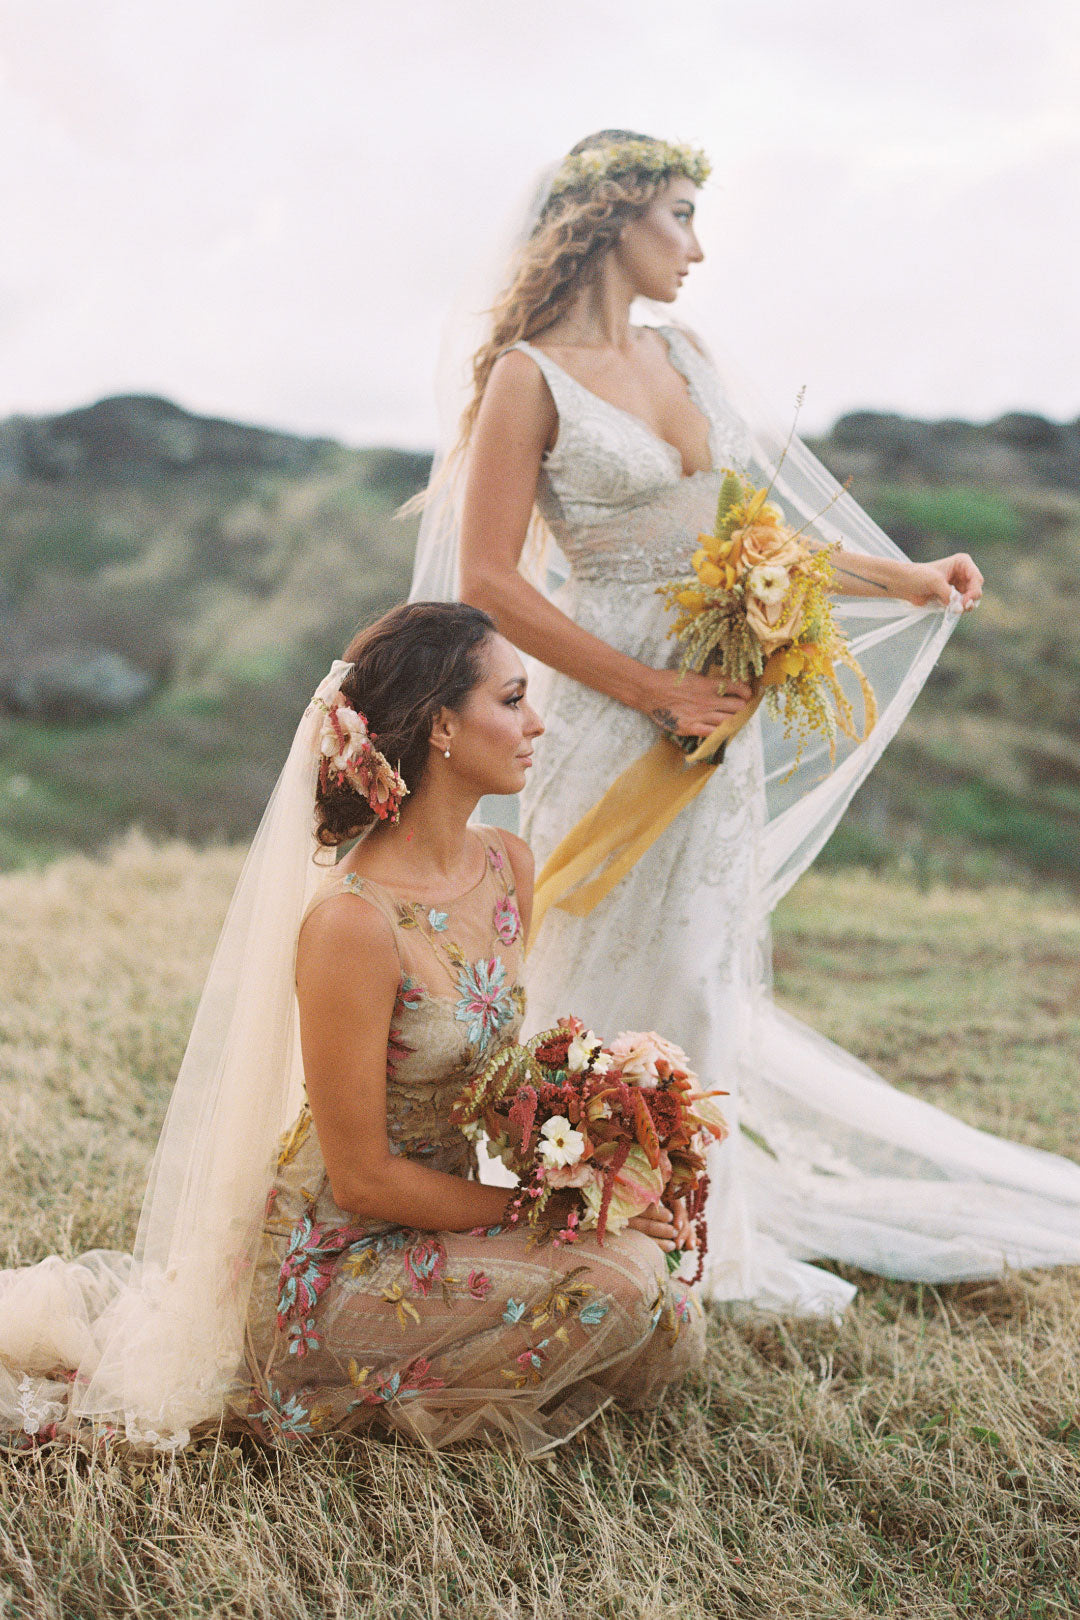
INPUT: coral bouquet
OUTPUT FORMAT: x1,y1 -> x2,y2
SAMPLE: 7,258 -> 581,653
451,1018 -> 727,1282
659,468 -> 876,766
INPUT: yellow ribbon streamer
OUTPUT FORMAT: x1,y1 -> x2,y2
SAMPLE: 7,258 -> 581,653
528,651 -> 874,945
529,694 -> 765,945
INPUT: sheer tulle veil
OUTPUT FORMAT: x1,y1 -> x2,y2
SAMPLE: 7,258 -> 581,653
408,153 -> 963,912
0,662 -> 351,1446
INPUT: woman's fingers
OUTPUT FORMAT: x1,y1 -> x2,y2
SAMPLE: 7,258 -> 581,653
950,554 -> 984,608
671,1198 -> 696,1249
628,1202 -> 677,1249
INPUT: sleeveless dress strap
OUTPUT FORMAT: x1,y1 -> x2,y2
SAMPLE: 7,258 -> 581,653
470,823 -> 517,899
506,340 -> 576,428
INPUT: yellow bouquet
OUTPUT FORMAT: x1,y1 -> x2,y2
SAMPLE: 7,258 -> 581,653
659,470 -> 877,767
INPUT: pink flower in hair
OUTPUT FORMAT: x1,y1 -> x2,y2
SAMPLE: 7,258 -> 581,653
317,695 -> 408,823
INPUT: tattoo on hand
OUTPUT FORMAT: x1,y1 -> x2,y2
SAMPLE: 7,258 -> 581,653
650,707 -> 680,732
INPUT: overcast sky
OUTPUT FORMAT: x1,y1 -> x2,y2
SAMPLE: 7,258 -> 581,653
2,0 -> 1077,444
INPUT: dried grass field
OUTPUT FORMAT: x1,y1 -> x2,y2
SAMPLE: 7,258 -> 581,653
2,837 -> 1080,1618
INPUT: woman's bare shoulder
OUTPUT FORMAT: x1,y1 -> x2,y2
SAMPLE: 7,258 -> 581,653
485,346 -> 554,404
498,828 -> 535,885
297,885 -> 399,980
477,348 -> 556,450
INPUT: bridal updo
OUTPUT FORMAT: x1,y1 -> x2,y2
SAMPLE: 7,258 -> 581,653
314,601 -> 496,848
459,129 -> 708,451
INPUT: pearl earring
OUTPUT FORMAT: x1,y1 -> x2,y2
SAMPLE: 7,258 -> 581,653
443,748 -> 451,759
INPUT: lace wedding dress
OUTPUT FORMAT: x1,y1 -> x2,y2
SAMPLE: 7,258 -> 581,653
511,326 -> 1080,1317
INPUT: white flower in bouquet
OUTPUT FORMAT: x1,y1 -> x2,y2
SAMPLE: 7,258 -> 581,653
538,1115 -> 586,1169
746,563 -> 790,606
566,1030 -> 611,1075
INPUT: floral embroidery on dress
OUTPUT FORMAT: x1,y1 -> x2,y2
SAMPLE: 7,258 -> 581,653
276,1107 -> 312,1169
428,908 -> 449,932
287,1318 -> 322,1358
486,844 -> 504,873
387,974 -> 424,1074
454,956 -> 515,1049
510,1340 -> 550,1384
362,1357 -> 446,1405
276,1213 -> 365,1331
403,1236 -> 447,1297
493,895 -> 521,946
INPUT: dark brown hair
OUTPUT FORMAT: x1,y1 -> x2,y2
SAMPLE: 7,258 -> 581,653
315,601 -> 496,848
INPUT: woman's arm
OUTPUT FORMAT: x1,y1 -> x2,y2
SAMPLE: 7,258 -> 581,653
295,897 -> 512,1230
829,547 -> 983,609
458,350 -> 751,739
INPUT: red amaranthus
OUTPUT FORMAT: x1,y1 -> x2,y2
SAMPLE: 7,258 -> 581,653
451,1017 -> 727,1282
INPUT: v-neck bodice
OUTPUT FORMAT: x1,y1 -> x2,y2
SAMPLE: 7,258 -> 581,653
510,325 -> 751,585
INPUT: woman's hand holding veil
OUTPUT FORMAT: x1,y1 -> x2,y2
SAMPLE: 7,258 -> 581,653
899,553 -> 984,611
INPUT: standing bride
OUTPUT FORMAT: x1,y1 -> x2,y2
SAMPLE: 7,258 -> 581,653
412,128 -> 1080,1315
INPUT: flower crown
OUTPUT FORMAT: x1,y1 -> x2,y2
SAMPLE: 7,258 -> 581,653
314,694 -> 408,824
547,138 -> 711,200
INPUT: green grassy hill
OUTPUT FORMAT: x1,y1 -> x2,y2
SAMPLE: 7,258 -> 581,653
812,411 -> 1080,884
0,396 -> 427,865
1,392 -> 1078,882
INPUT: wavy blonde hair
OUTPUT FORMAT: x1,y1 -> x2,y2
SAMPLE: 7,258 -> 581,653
402,131 -> 704,576
458,128 -> 696,455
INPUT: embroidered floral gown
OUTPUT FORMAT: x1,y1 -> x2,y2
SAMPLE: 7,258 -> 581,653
238,831 -> 704,1454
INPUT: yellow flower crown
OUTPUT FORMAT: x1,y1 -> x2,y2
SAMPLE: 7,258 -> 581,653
547,138 -> 711,200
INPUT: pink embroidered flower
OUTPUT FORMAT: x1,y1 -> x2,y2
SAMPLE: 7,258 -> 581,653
276,1213 -> 366,1330
486,844 -> 505,873
403,1236 -> 447,1297
387,975 -> 424,1075
287,1318 -> 322,1358
493,895 -> 521,946
364,1357 -> 446,1404
466,1269 -> 493,1300
515,1341 -> 549,1380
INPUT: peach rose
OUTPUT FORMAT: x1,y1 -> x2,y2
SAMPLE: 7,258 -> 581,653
745,588 -> 806,655
734,522 -> 808,572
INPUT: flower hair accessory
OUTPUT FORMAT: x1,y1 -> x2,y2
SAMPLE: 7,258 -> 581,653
547,138 -> 711,200
313,692 -> 408,823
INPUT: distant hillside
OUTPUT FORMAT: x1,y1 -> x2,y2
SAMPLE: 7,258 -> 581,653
0,395 -> 428,864
808,409 -> 1080,884
0,391 -> 1077,883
